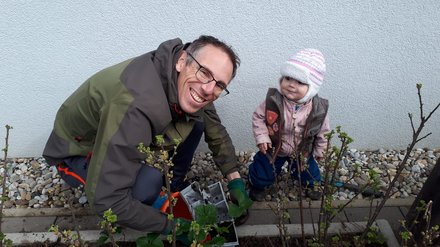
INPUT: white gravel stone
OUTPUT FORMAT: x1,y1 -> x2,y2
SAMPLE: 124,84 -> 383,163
1,148 -> 438,206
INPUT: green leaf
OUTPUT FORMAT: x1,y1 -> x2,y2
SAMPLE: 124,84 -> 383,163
215,226 -> 230,234
205,236 -> 226,246
136,237 -> 148,247
4,239 -> 13,247
96,234 -> 109,246
136,234 -> 164,247
175,220 -> 191,236
195,204 -> 218,225
114,226 -> 122,234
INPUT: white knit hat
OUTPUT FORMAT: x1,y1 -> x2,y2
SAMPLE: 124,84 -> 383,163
280,48 -> 326,103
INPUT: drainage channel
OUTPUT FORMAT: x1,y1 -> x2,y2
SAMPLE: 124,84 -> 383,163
2,198 -> 413,246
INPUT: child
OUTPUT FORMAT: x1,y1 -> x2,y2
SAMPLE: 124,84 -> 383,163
248,48 -> 330,201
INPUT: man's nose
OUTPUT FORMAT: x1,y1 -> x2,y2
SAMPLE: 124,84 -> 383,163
200,81 -> 216,94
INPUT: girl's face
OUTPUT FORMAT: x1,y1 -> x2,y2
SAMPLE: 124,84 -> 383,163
279,76 -> 309,102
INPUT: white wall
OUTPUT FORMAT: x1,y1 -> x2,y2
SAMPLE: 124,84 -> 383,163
1,1 -> 439,157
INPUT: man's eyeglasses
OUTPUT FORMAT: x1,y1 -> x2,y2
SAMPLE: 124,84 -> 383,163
187,52 -> 230,97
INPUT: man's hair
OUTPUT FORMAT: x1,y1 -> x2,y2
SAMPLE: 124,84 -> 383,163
185,35 -> 240,79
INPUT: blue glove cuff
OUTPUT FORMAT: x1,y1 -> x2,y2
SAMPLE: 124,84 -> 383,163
152,194 -> 168,209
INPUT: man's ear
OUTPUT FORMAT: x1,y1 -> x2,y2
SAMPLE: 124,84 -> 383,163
176,52 -> 187,72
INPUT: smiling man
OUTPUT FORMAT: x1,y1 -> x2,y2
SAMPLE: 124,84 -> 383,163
43,35 -> 251,234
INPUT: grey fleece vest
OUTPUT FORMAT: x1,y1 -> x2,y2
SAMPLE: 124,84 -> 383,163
265,88 -> 329,159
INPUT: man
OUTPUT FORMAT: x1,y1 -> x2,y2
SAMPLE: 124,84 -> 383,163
43,35 -> 251,233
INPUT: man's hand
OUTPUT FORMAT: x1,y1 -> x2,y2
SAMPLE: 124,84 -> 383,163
227,178 -> 253,219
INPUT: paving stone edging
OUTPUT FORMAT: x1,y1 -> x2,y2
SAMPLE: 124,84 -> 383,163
4,220 -> 399,247
1,198 -> 415,217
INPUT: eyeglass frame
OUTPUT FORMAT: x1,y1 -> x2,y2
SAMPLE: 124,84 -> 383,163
186,52 -> 230,97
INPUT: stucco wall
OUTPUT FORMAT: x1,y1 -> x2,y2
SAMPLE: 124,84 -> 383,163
1,1 -> 439,157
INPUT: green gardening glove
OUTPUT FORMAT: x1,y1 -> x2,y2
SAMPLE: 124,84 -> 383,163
227,178 -> 253,218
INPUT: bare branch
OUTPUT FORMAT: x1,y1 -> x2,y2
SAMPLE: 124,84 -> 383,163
416,133 -> 432,143
417,85 -> 424,121
408,113 -> 416,135
362,84 -> 439,240
425,102 -> 440,122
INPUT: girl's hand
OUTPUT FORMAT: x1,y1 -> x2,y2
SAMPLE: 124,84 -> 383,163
258,143 -> 272,154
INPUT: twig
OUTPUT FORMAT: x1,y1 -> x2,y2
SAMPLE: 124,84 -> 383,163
409,113 -> 416,134
0,125 -> 12,242
69,195 -> 84,246
416,132 -> 432,143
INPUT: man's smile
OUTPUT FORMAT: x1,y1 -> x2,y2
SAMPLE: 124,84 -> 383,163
190,88 -> 206,103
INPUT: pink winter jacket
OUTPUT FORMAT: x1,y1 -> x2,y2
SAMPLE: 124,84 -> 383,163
252,95 -> 330,158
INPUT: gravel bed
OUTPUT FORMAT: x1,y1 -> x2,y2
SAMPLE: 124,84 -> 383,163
0,148 -> 439,209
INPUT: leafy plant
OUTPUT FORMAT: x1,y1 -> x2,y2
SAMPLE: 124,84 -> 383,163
96,208 -> 121,246
138,135 -> 228,247
0,233 -> 12,247
136,233 -> 164,247
317,126 -> 352,245
48,224 -> 82,247
400,200 -> 440,247
138,135 -> 182,247
187,204 -> 227,246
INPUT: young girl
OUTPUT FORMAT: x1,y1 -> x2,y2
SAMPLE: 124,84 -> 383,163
249,48 -> 330,201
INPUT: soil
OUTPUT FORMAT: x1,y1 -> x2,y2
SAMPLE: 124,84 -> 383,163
238,236 -> 387,247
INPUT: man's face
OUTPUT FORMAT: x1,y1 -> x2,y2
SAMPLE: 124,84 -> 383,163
175,45 -> 233,114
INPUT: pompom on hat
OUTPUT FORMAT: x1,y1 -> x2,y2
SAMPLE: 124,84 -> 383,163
280,48 -> 326,103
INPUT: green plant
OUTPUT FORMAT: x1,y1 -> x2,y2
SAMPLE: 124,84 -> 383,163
0,125 -> 13,247
136,233 -> 164,247
96,208 -> 121,247
0,233 -> 12,247
400,200 -> 440,247
317,126 -> 354,245
48,224 -> 82,247
188,204 -> 228,246
138,135 -> 228,247
364,226 -> 386,245
400,228 -> 413,247
138,135 -> 182,247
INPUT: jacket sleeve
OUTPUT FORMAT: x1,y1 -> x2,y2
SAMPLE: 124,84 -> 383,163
252,100 -> 271,145
202,103 -> 238,176
86,102 -> 168,233
312,114 -> 330,158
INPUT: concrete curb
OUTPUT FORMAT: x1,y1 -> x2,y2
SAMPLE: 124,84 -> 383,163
2,198 -> 414,216
5,220 -> 399,246
251,197 -> 414,209
2,198 -> 408,245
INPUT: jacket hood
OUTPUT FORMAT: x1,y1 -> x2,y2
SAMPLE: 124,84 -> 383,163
152,38 -> 187,106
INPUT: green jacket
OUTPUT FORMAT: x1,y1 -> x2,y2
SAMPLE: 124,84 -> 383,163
43,38 -> 238,232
